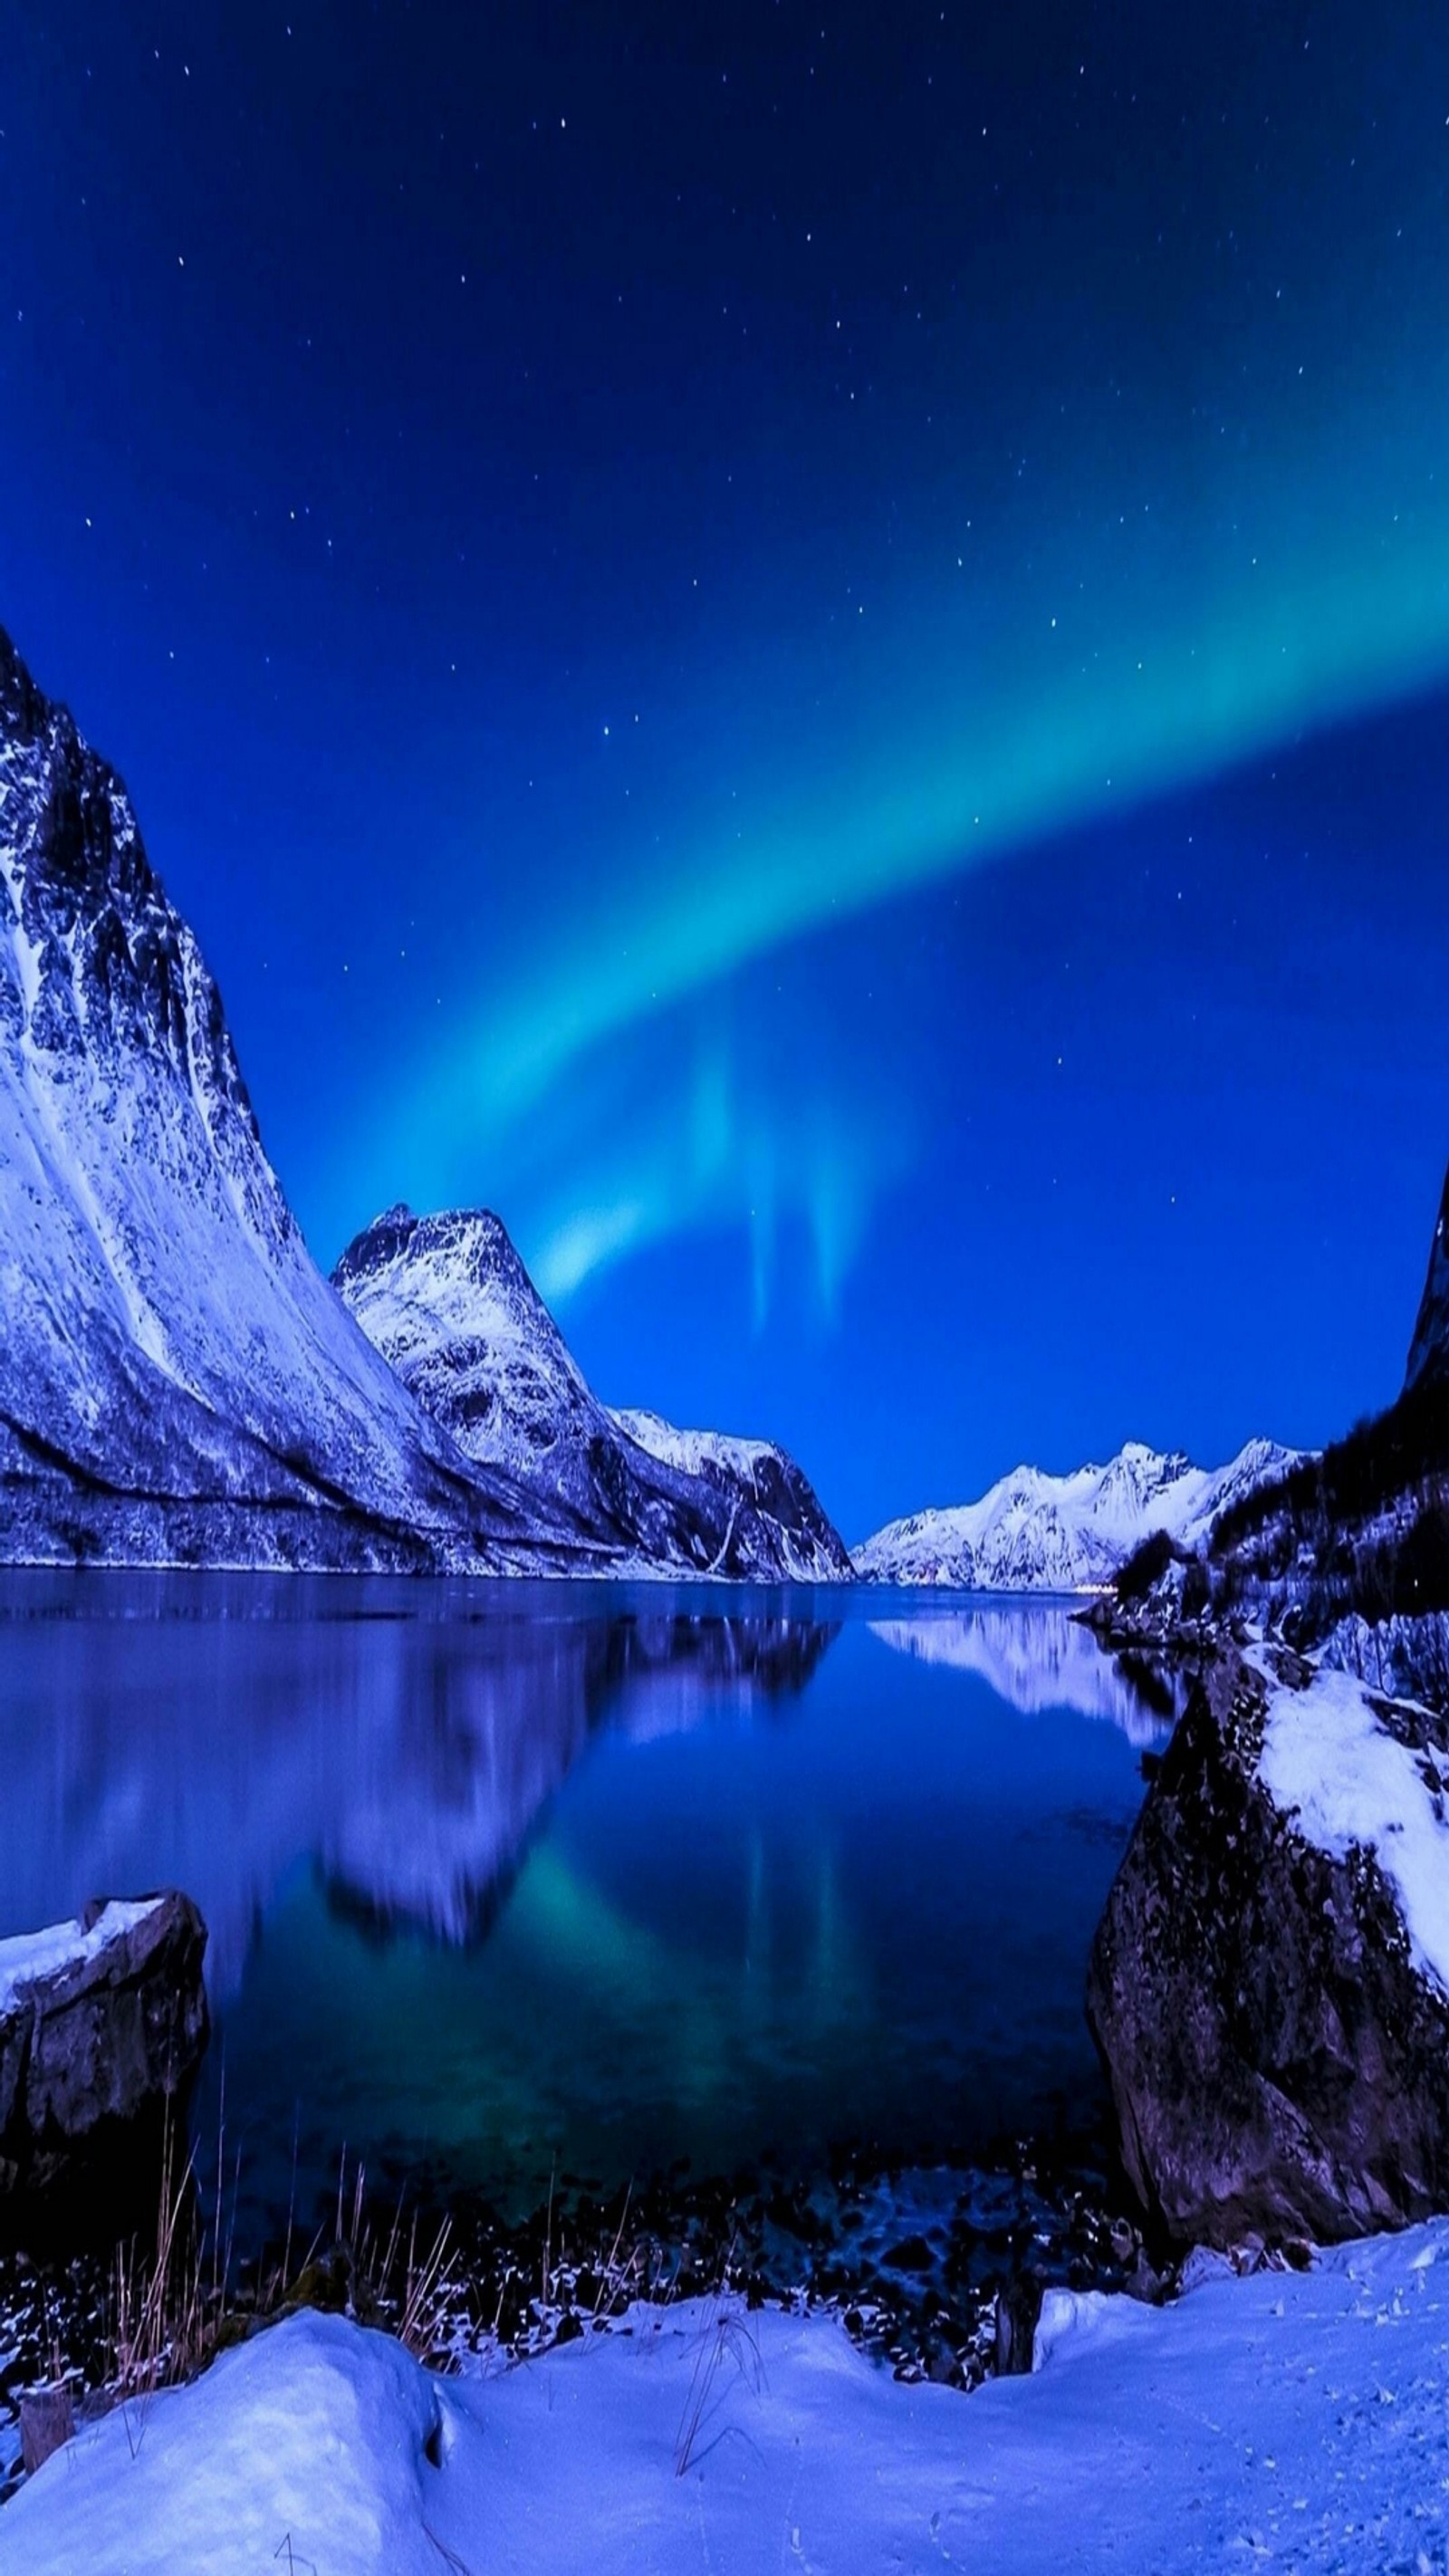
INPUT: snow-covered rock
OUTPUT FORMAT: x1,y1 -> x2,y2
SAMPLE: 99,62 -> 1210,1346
1088,1648 -> 1449,2245
7,2226 -> 1449,2574
0,627 -> 560,1574
0,1893 -> 206,2194
855,1437 -> 1296,1591
333,1206 -> 853,1581
1406,1158 -> 1449,1393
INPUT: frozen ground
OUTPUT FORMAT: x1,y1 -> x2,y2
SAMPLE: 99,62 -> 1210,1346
4,2221 -> 1447,2573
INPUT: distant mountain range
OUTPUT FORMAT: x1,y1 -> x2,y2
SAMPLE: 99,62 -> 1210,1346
0,627 -> 849,1579
855,1437 -> 1300,1591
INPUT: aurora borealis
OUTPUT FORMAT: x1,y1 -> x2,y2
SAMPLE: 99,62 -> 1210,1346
4,0 -> 1448,1533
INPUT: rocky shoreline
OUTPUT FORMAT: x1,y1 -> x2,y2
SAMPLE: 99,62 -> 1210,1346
0,2119 -> 1156,2496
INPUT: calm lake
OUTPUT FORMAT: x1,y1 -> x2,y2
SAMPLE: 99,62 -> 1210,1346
0,1575 -> 1171,2238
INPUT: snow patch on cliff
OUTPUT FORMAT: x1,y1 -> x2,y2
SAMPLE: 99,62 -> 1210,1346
1258,1667 -> 1449,1994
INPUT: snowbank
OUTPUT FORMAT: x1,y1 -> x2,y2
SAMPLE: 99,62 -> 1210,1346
5,2223 -> 1449,2573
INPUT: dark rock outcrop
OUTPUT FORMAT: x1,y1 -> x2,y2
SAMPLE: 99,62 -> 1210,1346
1087,1654 -> 1449,2247
0,1893 -> 208,2194
1406,1161 -> 1449,1395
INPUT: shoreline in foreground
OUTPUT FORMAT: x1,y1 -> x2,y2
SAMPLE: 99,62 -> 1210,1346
4,2219 -> 1445,2573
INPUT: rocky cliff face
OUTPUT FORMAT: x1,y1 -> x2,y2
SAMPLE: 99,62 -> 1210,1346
0,627 -> 553,1572
1406,1162 -> 1449,1395
333,1206 -> 854,1582
856,1438 -> 1296,1591
1088,1650 -> 1449,2246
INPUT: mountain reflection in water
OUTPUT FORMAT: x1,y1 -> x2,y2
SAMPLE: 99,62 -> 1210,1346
0,1575 -> 1172,2220
0,1575 -> 837,1980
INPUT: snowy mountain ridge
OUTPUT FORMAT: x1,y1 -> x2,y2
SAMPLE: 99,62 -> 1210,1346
333,1206 -> 853,1581
0,625 -> 552,1571
855,1436 -> 1298,1591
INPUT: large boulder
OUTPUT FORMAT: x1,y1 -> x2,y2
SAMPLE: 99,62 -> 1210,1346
1087,1652 -> 1449,2246
0,1893 -> 208,2194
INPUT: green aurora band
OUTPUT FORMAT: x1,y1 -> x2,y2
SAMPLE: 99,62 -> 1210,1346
381,392 -> 1449,1239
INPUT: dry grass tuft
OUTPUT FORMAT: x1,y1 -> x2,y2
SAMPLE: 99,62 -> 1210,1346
103,2114 -> 459,2456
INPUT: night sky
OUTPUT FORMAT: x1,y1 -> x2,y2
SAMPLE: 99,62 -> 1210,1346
4,2 -> 1448,1541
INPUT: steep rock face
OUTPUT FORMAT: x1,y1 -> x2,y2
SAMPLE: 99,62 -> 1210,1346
0,627 -> 552,1572
1088,1653 -> 1449,2245
1406,1163 -> 1449,1394
856,1438 -> 1295,1591
333,1206 -> 854,1581
0,1894 -> 208,2193
611,1406 -> 849,1572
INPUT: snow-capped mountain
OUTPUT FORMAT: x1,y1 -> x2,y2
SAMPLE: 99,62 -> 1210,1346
609,1407 -> 847,1567
333,1206 -> 853,1581
1406,1162 -> 1449,1395
0,627 -> 562,1571
855,1437 -> 1298,1591
0,629 -> 854,1579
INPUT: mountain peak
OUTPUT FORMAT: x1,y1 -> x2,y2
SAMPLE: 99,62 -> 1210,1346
334,1200 -> 555,1339
335,1203 -> 853,1580
0,623 -> 48,741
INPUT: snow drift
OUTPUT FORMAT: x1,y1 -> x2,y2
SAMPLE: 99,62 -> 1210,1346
6,2226 -> 1449,2574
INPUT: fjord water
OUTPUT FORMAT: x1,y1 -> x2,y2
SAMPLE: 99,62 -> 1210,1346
0,1576 -> 1169,2233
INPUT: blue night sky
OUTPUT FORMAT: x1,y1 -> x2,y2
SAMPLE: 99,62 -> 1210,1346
3,0 -> 1447,1541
